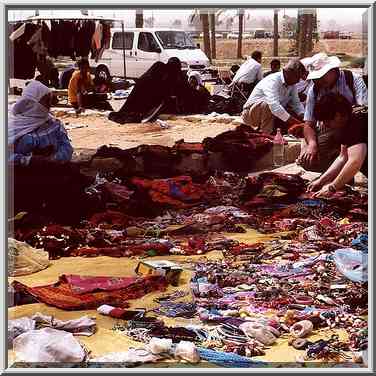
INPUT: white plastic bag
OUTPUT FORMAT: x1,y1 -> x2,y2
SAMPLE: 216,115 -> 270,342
8,317 -> 36,346
174,341 -> 200,363
13,328 -> 87,363
147,337 -> 172,355
333,248 -> 368,283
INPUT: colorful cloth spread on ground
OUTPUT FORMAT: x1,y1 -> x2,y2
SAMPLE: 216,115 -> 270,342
130,176 -> 212,208
9,167 -> 368,366
11,274 -> 167,310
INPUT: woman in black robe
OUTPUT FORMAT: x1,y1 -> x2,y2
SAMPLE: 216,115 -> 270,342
108,57 -> 183,124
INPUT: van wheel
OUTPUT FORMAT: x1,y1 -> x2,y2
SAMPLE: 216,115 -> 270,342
95,65 -> 111,82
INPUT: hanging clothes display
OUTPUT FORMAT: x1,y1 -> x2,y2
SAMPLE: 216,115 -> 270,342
61,21 -> 77,60
75,20 -> 96,58
102,22 -> 111,49
96,22 -> 111,60
9,23 -> 38,79
92,21 -> 103,51
28,28 -> 47,60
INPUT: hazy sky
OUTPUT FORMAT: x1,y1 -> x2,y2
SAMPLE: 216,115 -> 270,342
9,7 -> 367,26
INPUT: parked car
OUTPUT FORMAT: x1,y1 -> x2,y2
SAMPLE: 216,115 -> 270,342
339,32 -> 352,39
91,28 -> 216,80
227,32 -> 239,39
188,32 -> 200,39
254,29 -> 266,39
198,32 -> 223,38
323,31 -> 340,39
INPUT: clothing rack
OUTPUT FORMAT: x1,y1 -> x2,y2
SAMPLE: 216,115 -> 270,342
9,15 -> 127,79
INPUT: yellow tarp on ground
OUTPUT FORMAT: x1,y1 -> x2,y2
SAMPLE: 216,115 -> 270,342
8,228 -> 349,366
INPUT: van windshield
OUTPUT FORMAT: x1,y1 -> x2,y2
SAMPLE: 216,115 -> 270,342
155,31 -> 196,49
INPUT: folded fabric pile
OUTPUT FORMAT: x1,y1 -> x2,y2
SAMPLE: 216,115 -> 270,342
11,274 -> 167,310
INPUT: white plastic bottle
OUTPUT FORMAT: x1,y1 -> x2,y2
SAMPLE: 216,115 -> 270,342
273,128 -> 285,167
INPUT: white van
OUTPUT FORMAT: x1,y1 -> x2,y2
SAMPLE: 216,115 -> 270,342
91,28 -> 213,80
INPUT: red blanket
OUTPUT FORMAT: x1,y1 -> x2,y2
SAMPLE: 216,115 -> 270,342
12,274 -> 167,311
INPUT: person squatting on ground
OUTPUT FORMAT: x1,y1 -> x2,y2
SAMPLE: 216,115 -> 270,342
230,50 -> 263,98
8,80 -> 98,225
68,58 -> 113,113
306,93 -> 367,197
297,53 -> 368,172
241,58 -> 307,134
186,70 -> 211,113
8,80 -> 73,166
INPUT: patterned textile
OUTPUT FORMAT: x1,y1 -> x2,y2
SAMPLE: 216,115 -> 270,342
242,172 -> 307,204
89,210 -> 129,227
131,176 -> 210,208
11,274 -> 167,310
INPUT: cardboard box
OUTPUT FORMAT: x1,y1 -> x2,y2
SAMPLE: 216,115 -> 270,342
135,260 -> 182,286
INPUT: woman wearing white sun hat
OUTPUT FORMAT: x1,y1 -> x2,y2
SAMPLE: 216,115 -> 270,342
297,53 -> 368,172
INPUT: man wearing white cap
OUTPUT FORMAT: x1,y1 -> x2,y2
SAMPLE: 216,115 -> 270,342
298,53 -> 368,172
241,58 -> 307,134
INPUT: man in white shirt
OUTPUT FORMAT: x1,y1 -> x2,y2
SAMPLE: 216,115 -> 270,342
231,51 -> 263,97
241,58 -> 307,134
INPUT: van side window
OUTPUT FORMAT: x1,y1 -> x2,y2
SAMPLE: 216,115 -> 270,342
138,32 -> 160,52
112,32 -> 134,49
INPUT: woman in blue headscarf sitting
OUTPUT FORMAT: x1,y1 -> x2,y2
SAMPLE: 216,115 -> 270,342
8,80 -> 73,166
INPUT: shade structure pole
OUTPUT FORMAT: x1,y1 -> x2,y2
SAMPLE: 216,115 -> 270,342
121,21 -> 126,78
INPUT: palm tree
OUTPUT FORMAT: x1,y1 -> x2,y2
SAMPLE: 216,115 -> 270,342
189,9 -> 211,61
201,11 -> 212,61
297,9 -> 315,57
135,9 -> 143,28
273,9 -> 279,57
210,12 -> 216,60
237,9 -> 244,59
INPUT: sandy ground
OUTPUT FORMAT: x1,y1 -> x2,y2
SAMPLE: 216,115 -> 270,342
200,39 -> 364,60
53,103 -> 242,151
